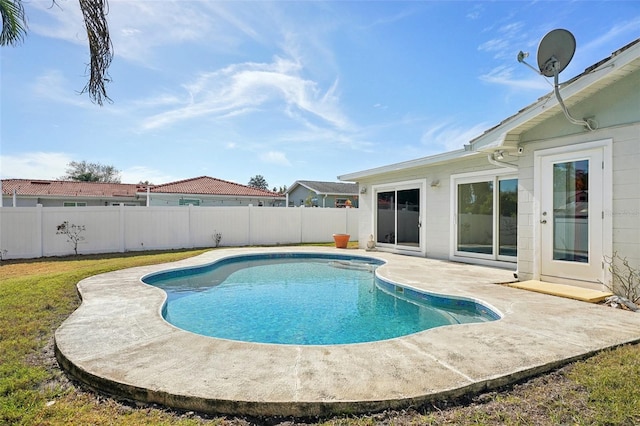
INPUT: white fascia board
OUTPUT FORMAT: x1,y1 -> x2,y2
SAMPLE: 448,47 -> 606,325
284,181 -> 303,195
338,149 -> 475,181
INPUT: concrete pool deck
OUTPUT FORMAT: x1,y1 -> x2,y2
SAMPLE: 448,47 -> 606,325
54,247 -> 640,417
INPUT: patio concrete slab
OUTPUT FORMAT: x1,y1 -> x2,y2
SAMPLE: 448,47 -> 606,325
54,247 -> 640,417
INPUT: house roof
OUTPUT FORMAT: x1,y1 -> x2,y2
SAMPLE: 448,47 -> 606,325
339,37 -> 640,182
1,179 -> 142,198
149,176 -> 282,198
469,37 -> 640,152
287,180 -> 359,195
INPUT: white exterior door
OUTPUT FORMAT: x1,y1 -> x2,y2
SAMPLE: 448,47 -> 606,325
539,147 -> 603,284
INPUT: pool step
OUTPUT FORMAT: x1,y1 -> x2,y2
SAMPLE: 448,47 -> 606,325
508,280 -> 613,303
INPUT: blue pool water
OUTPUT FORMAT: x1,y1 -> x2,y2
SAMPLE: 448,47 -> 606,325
143,253 -> 499,345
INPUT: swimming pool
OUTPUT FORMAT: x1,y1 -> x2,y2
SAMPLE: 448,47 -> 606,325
143,253 -> 500,345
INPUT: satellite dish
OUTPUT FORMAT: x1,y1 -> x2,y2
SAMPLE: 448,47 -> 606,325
536,29 -> 576,77
516,28 -> 596,131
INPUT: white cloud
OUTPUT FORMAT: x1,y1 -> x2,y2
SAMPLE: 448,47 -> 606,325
466,4 -> 483,20
260,151 -> 291,167
479,65 -> 551,91
31,70 -> 91,106
28,1 -> 219,65
420,121 -> 490,152
0,152 -> 73,179
120,166 -> 179,185
140,57 -> 348,131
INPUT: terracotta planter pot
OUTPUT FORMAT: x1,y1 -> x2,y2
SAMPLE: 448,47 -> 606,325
332,234 -> 350,249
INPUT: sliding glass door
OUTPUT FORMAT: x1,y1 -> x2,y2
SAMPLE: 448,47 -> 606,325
375,183 -> 422,251
454,173 -> 517,262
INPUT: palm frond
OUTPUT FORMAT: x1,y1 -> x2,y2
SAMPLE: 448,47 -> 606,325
0,0 -> 27,46
78,0 -> 113,106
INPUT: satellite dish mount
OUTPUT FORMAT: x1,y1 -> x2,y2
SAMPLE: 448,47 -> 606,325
518,29 -> 596,131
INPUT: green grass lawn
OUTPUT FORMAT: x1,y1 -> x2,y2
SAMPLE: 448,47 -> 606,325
1,248 -> 639,425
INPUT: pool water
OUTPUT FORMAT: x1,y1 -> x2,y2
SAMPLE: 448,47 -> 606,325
145,254 -> 498,345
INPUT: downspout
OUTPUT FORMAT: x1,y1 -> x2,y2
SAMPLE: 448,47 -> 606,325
146,186 -> 150,207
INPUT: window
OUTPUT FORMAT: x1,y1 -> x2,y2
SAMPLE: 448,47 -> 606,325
454,173 -> 517,262
63,201 -> 87,207
178,199 -> 200,206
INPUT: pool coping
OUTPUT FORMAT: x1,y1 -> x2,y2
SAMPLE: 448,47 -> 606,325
54,247 -> 640,417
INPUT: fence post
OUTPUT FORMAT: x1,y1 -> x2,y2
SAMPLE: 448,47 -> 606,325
247,204 -> 252,246
188,204 -> 193,248
300,206 -> 304,243
37,204 -> 44,257
119,204 -> 126,253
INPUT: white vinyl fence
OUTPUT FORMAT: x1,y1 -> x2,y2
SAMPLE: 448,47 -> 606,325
0,205 -> 359,260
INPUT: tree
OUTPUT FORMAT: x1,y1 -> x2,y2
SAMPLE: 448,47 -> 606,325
56,221 -> 86,255
248,175 -> 268,191
0,0 -> 113,105
61,160 -> 121,183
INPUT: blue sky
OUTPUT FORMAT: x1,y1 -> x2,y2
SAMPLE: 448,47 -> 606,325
1,1 -> 639,190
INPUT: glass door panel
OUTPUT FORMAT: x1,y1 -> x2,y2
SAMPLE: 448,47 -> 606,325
396,189 -> 420,246
457,181 -> 493,254
376,191 -> 395,244
552,160 -> 589,262
498,179 -> 518,257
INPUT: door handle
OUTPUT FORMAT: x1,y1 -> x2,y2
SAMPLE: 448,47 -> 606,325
540,219 -> 547,224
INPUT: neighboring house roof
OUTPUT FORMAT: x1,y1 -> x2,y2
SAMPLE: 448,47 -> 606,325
149,176 -> 282,198
1,179 -> 143,198
340,37 -> 640,181
287,180 -> 358,195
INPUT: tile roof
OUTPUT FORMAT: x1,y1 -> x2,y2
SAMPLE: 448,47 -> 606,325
291,180 -> 358,195
150,176 -> 282,198
1,179 -> 143,198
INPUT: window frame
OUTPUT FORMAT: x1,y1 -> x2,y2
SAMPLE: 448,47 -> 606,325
372,179 -> 425,254
450,169 -> 517,264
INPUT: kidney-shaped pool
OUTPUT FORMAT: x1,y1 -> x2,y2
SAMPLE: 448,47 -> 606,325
142,253 -> 500,345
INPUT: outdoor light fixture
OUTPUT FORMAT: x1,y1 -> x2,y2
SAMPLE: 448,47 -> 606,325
360,186 -> 367,194
430,179 -> 440,188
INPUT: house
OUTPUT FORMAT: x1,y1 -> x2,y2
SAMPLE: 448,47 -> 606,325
285,180 -> 359,208
339,37 -> 640,291
1,175 -> 285,207
0,179 -> 145,207
146,176 -> 285,207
